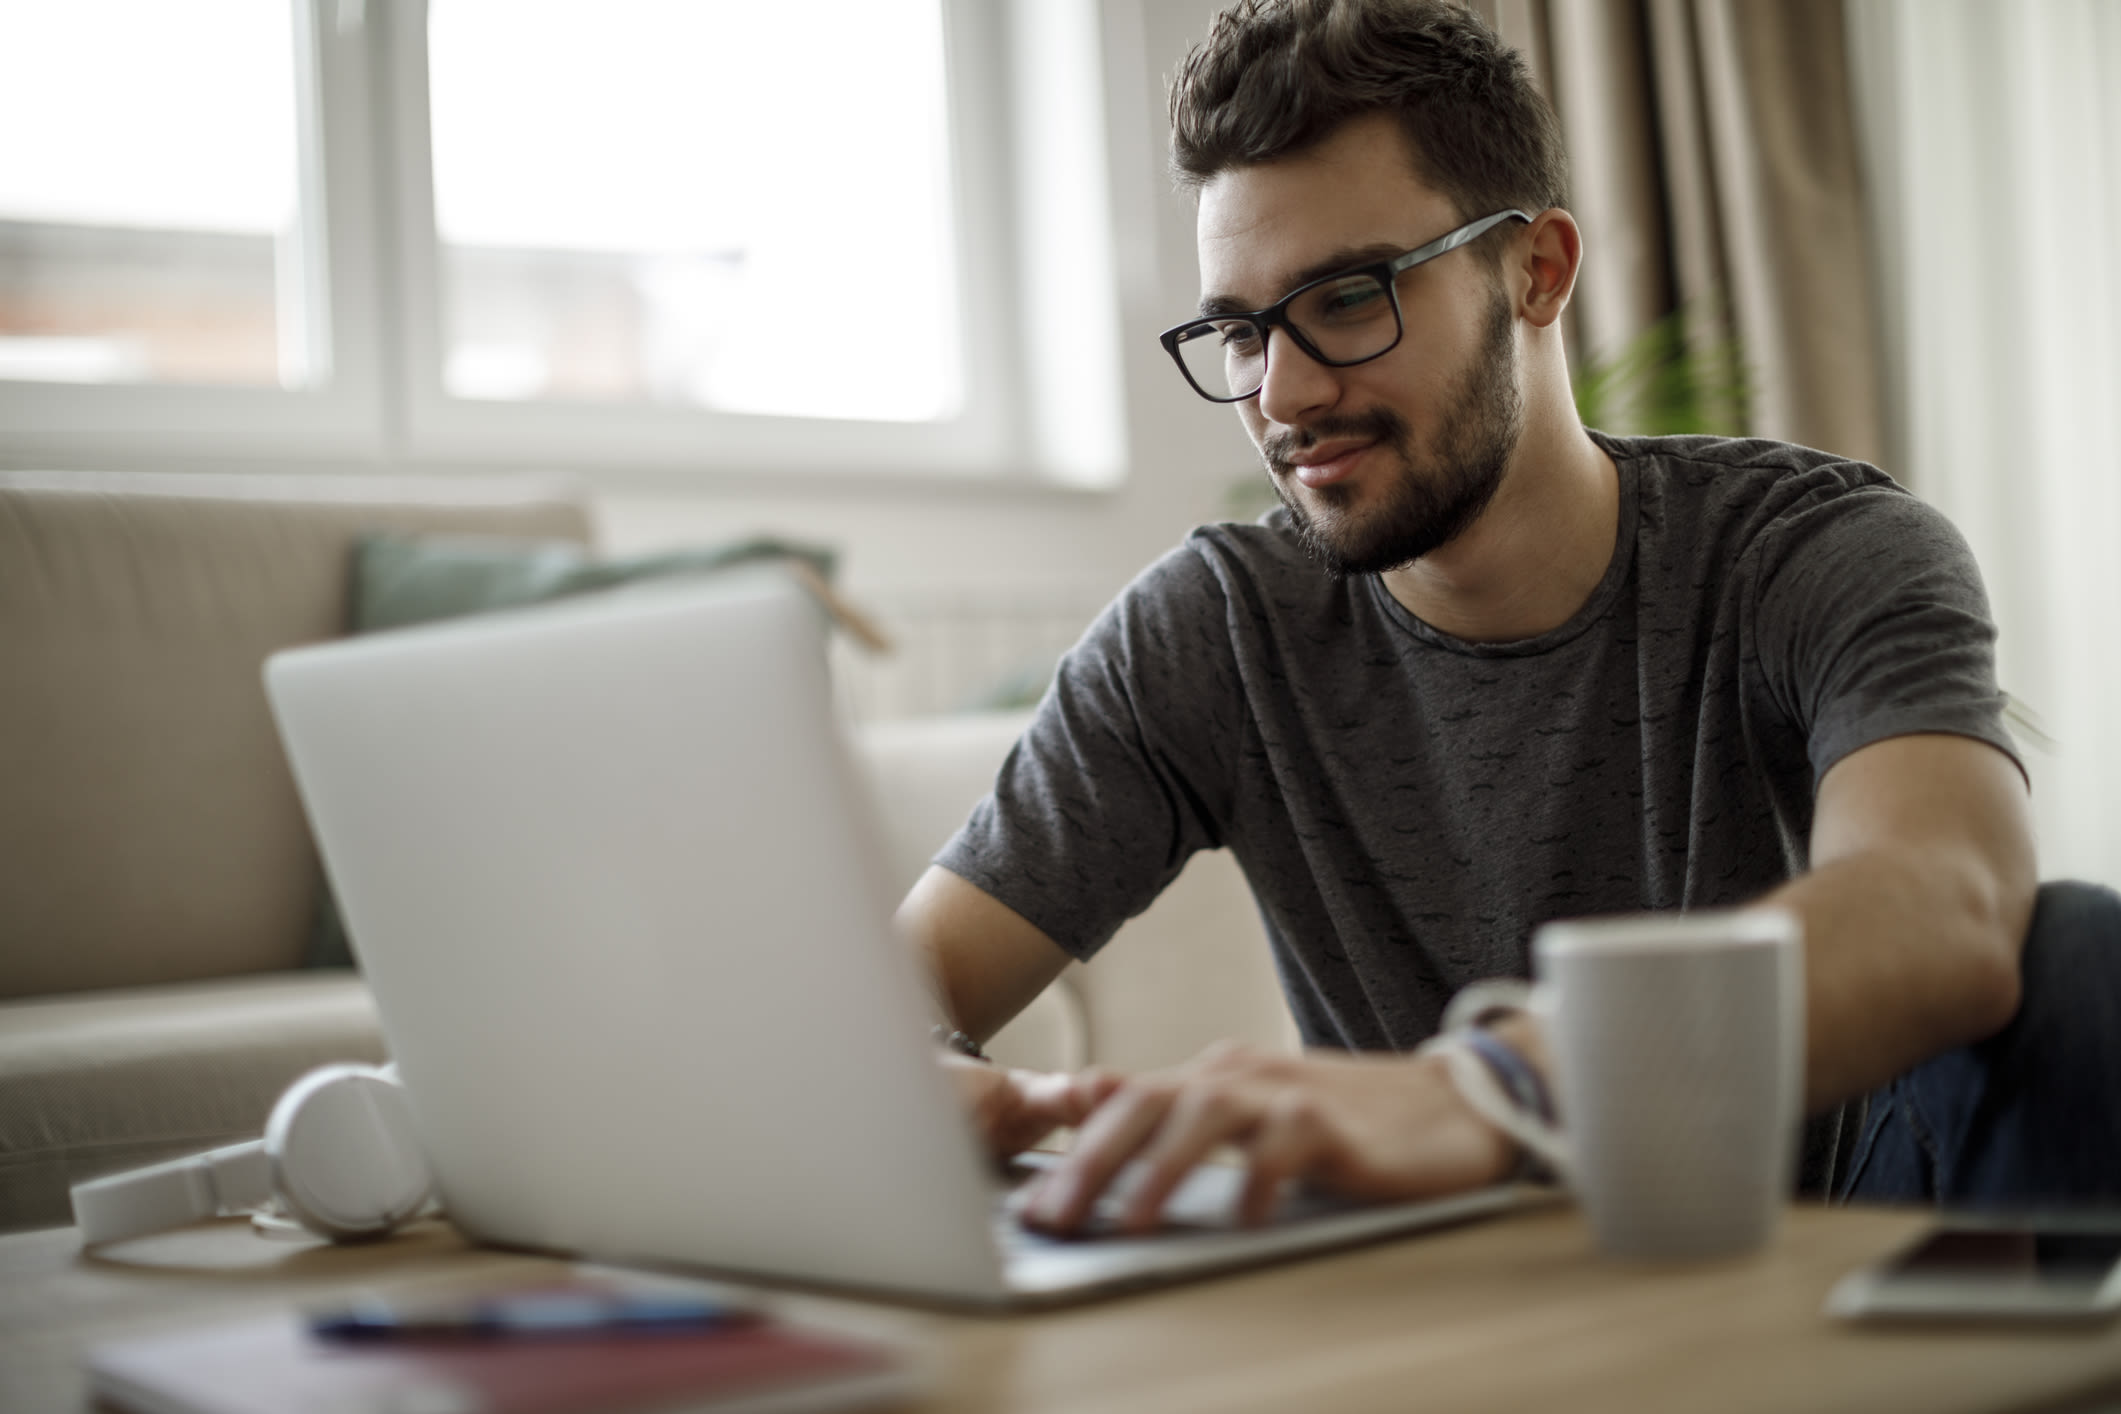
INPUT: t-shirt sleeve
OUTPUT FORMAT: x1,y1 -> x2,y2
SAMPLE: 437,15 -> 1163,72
1746,475 -> 2021,785
932,542 -> 1239,961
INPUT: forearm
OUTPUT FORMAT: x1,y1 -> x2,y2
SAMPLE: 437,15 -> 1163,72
1762,840 -> 2030,1111
1426,845 -> 2024,1133
896,866 -> 1074,1043
1428,794 -> 2027,1137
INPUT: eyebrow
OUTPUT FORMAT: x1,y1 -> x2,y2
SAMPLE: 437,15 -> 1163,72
1197,242 -> 1411,318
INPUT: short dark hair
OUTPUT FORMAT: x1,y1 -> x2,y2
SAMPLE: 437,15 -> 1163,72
1168,0 -> 1569,227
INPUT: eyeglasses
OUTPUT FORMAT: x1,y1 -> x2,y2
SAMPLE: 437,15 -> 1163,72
1158,209 -> 1531,404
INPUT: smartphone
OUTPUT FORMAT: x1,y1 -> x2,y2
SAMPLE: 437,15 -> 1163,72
1826,1218 -> 2121,1322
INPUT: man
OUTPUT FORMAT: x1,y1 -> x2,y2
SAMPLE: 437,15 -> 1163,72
900,0 -> 2120,1232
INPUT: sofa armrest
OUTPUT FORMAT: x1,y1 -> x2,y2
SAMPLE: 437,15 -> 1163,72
0,973 -> 385,1234
849,713 -> 1296,1076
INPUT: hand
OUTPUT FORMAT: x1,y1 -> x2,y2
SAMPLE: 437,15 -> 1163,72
1018,1041 -> 1517,1235
943,1052 -> 1124,1159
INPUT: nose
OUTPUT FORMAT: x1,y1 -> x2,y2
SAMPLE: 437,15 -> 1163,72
1254,326 -> 1341,428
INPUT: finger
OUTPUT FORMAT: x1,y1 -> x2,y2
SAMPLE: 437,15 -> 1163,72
1117,1081 -> 1260,1234
1237,1094 -> 1327,1226
953,1062 -> 1012,1137
986,1065 -> 1134,1162
1067,1066 -> 1126,1120
1022,1080 -> 1178,1234
1012,1066 -> 1121,1132
986,1071 -> 1088,1156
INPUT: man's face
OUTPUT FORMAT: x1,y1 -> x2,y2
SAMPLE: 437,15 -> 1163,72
1196,113 -> 1524,576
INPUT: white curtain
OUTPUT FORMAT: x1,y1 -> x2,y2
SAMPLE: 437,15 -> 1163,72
1848,0 -> 2121,885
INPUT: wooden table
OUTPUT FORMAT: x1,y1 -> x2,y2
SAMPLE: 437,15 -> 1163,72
5,1205 -> 2120,1413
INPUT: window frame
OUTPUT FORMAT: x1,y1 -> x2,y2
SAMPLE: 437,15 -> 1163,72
0,0 -> 387,462
0,0 -> 1122,489
382,0 -> 1028,479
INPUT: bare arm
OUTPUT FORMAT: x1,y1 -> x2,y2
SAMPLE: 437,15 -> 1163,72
896,866 -> 1117,1156
895,865 -> 1075,1042
1762,732 -> 2036,1110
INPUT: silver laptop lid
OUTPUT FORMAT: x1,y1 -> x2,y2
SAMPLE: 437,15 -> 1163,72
265,571 -> 1007,1302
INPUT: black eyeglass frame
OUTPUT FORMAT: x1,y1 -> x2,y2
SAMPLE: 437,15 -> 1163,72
1158,208 -> 1534,404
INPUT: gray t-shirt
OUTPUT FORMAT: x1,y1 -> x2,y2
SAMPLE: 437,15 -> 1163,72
938,433 -> 2016,1184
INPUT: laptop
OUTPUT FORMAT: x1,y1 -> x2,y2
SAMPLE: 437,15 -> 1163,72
264,568 -> 1533,1307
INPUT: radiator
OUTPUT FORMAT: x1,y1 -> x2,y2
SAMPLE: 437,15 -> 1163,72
830,583 -> 1110,722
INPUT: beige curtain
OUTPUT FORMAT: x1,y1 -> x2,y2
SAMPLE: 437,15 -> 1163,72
1472,0 -> 1886,469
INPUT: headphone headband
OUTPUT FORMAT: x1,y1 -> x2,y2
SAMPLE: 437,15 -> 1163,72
71,1063 -> 432,1247
71,1140 -> 273,1246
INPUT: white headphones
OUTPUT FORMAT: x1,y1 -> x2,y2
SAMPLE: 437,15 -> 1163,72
70,1062 -> 434,1247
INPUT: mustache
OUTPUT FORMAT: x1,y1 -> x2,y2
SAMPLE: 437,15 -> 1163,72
1261,408 -> 1410,473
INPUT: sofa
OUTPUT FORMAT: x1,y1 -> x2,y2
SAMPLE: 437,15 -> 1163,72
0,470 -> 1294,1233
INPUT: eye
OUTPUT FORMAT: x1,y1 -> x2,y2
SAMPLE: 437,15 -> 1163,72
1213,320 -> 1262,354
1310,277 -> 1388,321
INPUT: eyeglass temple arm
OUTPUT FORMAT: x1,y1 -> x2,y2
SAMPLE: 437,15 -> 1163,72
1386,209 -> 1535,276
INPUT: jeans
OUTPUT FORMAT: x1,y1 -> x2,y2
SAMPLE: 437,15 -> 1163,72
1838,880 -> 2121,1207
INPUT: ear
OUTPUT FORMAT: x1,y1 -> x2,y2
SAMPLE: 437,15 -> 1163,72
1513,209 -> 1581,330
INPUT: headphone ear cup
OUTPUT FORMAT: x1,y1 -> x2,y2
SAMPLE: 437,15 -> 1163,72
265,1063 -> 432,1242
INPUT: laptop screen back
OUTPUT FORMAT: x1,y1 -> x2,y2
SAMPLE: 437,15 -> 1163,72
265,572 -> 1006,1300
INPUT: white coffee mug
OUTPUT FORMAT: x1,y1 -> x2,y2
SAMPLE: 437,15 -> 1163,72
1452,907 -> 1805,1260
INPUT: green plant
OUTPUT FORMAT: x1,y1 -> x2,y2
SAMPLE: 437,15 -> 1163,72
1573,300 -> 1751,437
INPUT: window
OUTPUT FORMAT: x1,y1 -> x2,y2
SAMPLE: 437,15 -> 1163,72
0,0 -> 377,458
0,0 -> 1124,485
0,1 -> 315,388
428,0 -> 961,423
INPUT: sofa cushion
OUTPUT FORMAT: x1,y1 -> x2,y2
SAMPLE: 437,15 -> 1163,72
0,972 -> 385,1233
0,471 -> 591,999
352,532 -> 839,633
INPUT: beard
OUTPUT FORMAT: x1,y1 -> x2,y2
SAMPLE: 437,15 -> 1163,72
1263,285 -> 1523,578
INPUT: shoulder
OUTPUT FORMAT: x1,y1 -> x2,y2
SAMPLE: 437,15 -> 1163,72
1600,432 -> 1958,570
1111,509 -> 1337,621
1068,511 -> 1361,689
1182,508 -> 1319,582
1603,432 -> 1899,514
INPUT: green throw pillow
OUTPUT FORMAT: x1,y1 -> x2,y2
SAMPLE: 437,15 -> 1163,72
302,531 -> 839,969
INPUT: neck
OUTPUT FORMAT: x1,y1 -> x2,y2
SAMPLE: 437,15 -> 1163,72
1378,388 -> 1619,643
